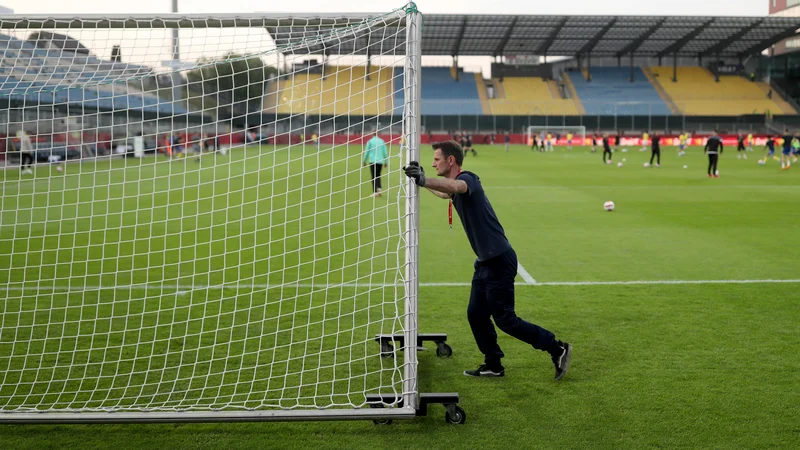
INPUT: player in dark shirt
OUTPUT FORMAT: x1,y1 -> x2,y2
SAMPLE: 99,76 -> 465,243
403,140 -> 572,380
602,132 -> 613,164
737,134 -> 747,160
704,131 -> 723,178
649,133 -> 661,167
782,129 -> 794,170
465,133 -> 477,156
764,136 -> 776,163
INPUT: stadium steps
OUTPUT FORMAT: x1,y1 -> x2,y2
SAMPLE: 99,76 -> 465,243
755,81 -> 798,114
562,72 -> 587,115
492,77 -> 506,99
642,66 -> 680,115
475,73 -> 492,115
546,79 -> 562,99
262,78 -> 282,113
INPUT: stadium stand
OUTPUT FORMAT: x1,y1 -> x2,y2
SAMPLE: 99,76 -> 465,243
273,66 -> 394,116
488,77 -> 579,115
0,33 -> 185,116
394,67 -> 482,115
648,66 -> 796,116
569,67 -> 672,116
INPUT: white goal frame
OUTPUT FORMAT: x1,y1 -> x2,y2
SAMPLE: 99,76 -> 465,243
0,7 -> 424,424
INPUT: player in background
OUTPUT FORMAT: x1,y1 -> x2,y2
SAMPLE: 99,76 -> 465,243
363,131 -> 388,197
704,130 -> 723,178
747,132 -> 754,152
649,132 -> 661,167
530,132 -> 538,152
504,131 -> 510,153
781,129 -> 793,170
640,131 -> 649,152
792,131 -> 800,164
602,132 -> 612,164
311,132 -> 320,151
678,132 -> 688,156
566,132 -> 573,151
737,133 -> 747,160
544,132 -> 553,152
764,135 -> 776,163
464,133 -> 476,157
16,128 -> 34,175
591,134 -> 597,153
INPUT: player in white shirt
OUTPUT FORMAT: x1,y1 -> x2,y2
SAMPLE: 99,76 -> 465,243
16,129 -> 34,174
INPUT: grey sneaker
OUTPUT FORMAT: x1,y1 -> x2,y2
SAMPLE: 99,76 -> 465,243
552,341 -> 572,380
463,364 -> 504,377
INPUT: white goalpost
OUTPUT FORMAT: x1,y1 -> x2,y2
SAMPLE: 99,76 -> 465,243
0,3 -> 461,424
526,125 -> 587,148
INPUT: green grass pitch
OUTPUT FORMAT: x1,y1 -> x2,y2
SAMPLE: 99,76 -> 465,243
1,143 -> 799,449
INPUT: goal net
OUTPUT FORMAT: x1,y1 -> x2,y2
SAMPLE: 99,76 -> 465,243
0,5 -> 422,422
526,126 -> 586,147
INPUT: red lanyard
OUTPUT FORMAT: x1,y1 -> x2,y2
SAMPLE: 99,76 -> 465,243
448,170 -> 462,230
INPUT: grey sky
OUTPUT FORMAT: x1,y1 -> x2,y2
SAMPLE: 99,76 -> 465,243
0,0 -> 768,16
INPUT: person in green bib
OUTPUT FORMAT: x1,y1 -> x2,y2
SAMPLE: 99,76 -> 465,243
363,131 -> 389,197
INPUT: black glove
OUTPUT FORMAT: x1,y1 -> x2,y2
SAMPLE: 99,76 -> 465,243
403,161 -> 426,187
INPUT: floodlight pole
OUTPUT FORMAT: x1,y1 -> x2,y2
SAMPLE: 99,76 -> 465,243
171,0 -> 182,105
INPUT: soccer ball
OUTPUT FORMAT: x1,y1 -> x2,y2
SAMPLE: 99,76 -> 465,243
617,162 -> 623,168
622,158 -> 627,162
716,170 -> 720,175
56,166 -> 63,172
621,148 -> 628,153
603,201 -> 615,212
758,159 -> 765,165
643,162 -> 650,168
683,165 -> 688,169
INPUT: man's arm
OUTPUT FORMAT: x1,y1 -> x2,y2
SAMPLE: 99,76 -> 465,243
704,140 -> 709,153
425,187 -> 451,199
424,177 -> 468,195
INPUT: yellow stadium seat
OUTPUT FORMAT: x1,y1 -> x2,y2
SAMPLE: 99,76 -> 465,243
649,67 -> 788,116
488,77 -> 579,115
273,66 -> 395,115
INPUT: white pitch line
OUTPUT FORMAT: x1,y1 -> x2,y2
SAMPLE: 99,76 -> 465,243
516,263 -> 537,284
2,279 -> 800,291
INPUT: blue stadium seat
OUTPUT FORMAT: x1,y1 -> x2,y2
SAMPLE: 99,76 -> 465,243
394,67 -> 482,115
570,67 -> 672,116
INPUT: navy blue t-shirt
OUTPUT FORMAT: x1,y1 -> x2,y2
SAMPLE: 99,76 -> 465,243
450,171 -> 512,261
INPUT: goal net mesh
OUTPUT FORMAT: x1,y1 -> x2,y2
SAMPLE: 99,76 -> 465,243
0,6 -> 418,414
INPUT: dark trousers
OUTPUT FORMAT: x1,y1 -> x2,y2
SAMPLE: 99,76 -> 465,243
467,248 -> 556,367
650,149 -> 661,165
603,149 -> 612,162
369,163 -> 383,192
707,154 -> 719,175
20,152 -> 34,168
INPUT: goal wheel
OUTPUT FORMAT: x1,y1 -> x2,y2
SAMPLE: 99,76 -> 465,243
435,342 -> 452,358
380,341 -> 395,358
444,405 -> 466,425
370,403 -> 393,425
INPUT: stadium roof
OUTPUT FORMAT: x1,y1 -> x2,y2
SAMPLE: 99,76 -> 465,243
2,13 -> 797,58
267,14 -> 800,58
